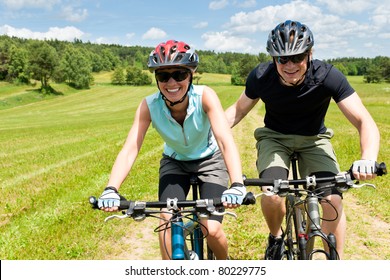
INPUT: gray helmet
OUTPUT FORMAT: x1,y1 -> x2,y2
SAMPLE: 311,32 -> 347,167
266,20 -> 314,56
147,40 -> 199,72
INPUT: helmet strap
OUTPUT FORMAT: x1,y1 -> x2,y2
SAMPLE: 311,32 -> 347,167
156,74 -> 193,107
161,92 -> 188,106
274,54 -> 311,87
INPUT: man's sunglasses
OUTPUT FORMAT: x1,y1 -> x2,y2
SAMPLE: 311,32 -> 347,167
275,52 -> 308,65
155,70 -> 190,83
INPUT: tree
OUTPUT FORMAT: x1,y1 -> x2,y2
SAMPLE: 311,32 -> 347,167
27,40 -> 59,91
258,52 -> 271,63
56,45 -> 93,89
231,53 -> 260,85
100,48 -> 120,71
0,37 -> 13,80
193,73 -> 202,85
89,52 -> 105,72
364,56 -> 390,83
333,62 -> 348,75
111,67 -> 126,85
125,66 -> 152,86
8,45 -> 29,83
364,65 -> 382,83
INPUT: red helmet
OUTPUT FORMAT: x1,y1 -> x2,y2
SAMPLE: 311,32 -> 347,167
147,40 -> 199,72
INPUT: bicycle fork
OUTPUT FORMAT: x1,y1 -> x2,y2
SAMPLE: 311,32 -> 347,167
304,195 -> 338,259
290,153 -> 337,260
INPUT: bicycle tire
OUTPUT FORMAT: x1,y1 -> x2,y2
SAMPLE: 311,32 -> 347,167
284,195 -> 299,260
206,244 -> 215,260
327,233 -> 338,260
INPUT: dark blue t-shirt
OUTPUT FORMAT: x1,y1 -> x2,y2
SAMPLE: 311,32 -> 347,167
245,59 -> 355,135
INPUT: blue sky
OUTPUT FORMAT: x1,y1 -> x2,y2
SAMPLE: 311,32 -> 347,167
0,0 -> 389,60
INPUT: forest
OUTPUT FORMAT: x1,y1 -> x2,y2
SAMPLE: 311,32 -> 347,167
1,35 -> 389,91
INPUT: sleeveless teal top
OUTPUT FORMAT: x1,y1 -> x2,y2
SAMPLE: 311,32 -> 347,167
145,85 -> 218,161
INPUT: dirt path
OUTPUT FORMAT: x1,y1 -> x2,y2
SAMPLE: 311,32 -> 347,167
106,104 -> 389,260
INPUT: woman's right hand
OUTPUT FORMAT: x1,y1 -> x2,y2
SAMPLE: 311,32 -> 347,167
98,187 -> 121,211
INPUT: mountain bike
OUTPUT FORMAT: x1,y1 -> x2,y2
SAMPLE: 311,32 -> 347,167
243,154 -> 387,260
89,175 -> 238,260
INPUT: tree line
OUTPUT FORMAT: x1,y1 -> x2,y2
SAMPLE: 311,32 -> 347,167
0,35 -> 389,93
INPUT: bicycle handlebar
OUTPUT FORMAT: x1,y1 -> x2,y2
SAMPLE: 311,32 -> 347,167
89,196 -> 238,221
243,162 -> 387,199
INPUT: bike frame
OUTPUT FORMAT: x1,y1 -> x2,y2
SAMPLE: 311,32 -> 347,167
177,175 -> 213,260
284,153 -> 338,260
170,176 -> 204,260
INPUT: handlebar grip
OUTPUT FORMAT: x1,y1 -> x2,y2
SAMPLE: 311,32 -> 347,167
89,196 -> 99,209
89,196 -> 131,210
349,161 -> 387,180
377,162 -> 387,176
242,192 -> 256,205
213,197 -> 222,206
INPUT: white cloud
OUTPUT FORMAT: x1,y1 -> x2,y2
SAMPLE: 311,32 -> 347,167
225,1 -> 324,35
217,0 -> 388,58
95,36 -> 122,45
371,5 -> 390,26
142,27 -> 167,40
0,24 -> 85,41
0,0 -> 60,10
316,0 -> 373,15
209,0 -> 229,10
61,6 -> 88,22
234,0 -> 257,8
194,21 -> 208,29
202,31 -> 255,53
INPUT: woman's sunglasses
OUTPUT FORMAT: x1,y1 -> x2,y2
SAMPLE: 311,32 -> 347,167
155,70 -> 190,83
275,52 -> 308,65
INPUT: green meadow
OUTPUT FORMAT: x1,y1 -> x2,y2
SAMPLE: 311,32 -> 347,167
0,73 -> 389,260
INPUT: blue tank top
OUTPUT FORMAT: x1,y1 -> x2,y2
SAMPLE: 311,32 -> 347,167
145,85 -> 218,161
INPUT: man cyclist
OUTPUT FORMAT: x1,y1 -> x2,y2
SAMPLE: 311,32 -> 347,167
225,20 -> 380,259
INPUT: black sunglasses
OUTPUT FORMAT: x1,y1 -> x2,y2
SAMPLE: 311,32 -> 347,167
155,70 -> 190,83
275,52 -> 308,65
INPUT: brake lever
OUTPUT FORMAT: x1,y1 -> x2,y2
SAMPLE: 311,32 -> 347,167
352,182 -> 377,189
104,214 -> 129,222
211,210 -> 237,219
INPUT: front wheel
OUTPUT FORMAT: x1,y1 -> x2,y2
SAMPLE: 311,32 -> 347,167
284,196 -> 299,260
327,233 -> 338,260
206,244 -> 215,260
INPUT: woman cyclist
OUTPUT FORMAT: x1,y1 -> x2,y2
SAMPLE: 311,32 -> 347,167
97,40 -> 246,260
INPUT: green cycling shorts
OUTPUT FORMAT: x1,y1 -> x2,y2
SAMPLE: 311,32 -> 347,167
254,127 -> 340,177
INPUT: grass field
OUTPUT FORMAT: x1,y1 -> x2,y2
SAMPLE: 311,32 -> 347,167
0,72 -> 388,260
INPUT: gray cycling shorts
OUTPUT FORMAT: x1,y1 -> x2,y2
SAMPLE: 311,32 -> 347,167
254,127 -> 340,177
159,150 -> 229,187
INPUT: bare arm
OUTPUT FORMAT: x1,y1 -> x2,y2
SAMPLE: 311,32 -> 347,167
225,91 -> 260,128
337,92 -> 380,179
202,86 -> 243,184
107,99 -> 152,189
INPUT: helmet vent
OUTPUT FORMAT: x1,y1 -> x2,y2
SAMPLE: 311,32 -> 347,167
266,20 -> 314,56
147,40 -> 199,71
174,53 -> 184,62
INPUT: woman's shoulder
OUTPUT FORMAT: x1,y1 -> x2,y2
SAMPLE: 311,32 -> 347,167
145,91 -> 161,103
191,84 -> 206,94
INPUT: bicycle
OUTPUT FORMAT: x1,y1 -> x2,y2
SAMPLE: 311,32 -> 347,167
243,154 -> 387,260
89,175 -> 237,260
